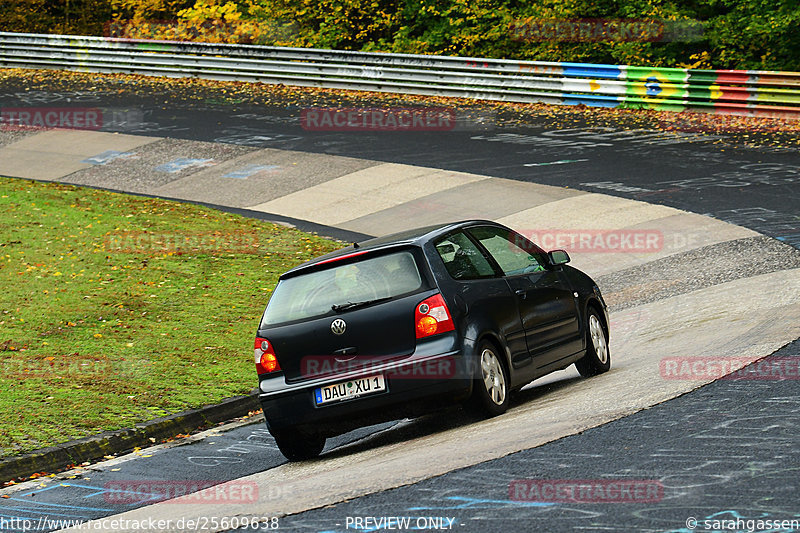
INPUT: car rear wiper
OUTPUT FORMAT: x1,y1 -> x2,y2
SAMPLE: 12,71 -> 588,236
331,297 -> 392,312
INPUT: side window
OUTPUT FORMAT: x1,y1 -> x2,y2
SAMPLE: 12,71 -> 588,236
435,232 -> 496,280
468,226 -> 546,276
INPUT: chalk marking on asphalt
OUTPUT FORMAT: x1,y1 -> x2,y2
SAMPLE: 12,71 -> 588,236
523,159 -> 589,167
154,158 -> 215,173
408,496 -> 555,510
223,164 -> 280,179
81,150 -> 137,166
4,491 -> 112,511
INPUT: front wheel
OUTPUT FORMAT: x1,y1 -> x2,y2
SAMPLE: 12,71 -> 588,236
575,309 -> 610,377
271,427 -> 325,461
468,341 -> 510,417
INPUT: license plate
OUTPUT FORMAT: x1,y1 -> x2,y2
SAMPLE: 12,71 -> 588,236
314,374 -> 386,406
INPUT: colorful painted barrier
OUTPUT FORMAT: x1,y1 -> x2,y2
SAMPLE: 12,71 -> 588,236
1,32 -> 798,119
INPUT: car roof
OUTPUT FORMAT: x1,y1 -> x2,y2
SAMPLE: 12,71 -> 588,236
282,219 -> 501,277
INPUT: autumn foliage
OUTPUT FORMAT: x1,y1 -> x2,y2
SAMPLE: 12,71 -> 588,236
1,0 -> 798,72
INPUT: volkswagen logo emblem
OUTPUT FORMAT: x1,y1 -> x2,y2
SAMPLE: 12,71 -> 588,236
330,318 -> 347,335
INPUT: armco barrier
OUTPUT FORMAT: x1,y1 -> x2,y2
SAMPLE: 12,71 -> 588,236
1,32 -> 799,119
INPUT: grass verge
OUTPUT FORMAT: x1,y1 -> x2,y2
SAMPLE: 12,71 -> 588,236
0,176 -> 342,458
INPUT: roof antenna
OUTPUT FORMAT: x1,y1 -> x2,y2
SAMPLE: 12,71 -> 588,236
353,242 -> 360,249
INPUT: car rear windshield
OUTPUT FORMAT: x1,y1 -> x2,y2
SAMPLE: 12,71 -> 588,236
261,250 -> 424,327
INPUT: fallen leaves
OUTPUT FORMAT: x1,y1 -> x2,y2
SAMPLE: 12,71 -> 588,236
2,67 -> 797,150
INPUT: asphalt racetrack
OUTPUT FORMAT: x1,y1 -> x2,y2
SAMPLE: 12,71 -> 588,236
1,73 -> 799,533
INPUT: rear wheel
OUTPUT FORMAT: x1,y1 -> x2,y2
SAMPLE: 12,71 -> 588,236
468,340 -> 510,417
271,427 -> 325,461
575,309 -> 610,377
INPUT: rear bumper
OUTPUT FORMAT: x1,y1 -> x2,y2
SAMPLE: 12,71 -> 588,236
258,349 -> 472,437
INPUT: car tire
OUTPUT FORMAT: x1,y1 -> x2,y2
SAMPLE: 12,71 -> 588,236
271,427 -> 325,461
575,308 -> 610,377
468,340 -> 510,418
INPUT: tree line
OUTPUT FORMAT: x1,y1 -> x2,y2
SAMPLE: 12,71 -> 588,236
2,0 -> 798,71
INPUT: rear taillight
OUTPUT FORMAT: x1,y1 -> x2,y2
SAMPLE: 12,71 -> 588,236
415,294 -> 455,339
254,337 -> 281,374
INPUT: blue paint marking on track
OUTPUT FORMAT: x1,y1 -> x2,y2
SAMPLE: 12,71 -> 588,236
154,157 -> 214,173
80,150 -> 136,165
0,507 -> 90,519
4,495 -> 112,512
223,164 -> 280,179
19,482 -> 116,501
21,479 -> 186,506
0,481 -> 164,531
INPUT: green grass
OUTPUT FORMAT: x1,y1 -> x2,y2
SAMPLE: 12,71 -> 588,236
0,177 -> 342,458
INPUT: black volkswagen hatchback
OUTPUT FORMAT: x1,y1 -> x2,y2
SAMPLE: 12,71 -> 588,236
255,220 -> 610,460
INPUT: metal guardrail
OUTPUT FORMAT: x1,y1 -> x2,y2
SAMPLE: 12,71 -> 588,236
2,31 -> 800,119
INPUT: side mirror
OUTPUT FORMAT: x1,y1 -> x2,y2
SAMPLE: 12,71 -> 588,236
548,249 -> 570,266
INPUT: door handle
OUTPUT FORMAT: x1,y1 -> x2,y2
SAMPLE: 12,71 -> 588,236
515,289 -> 527,299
